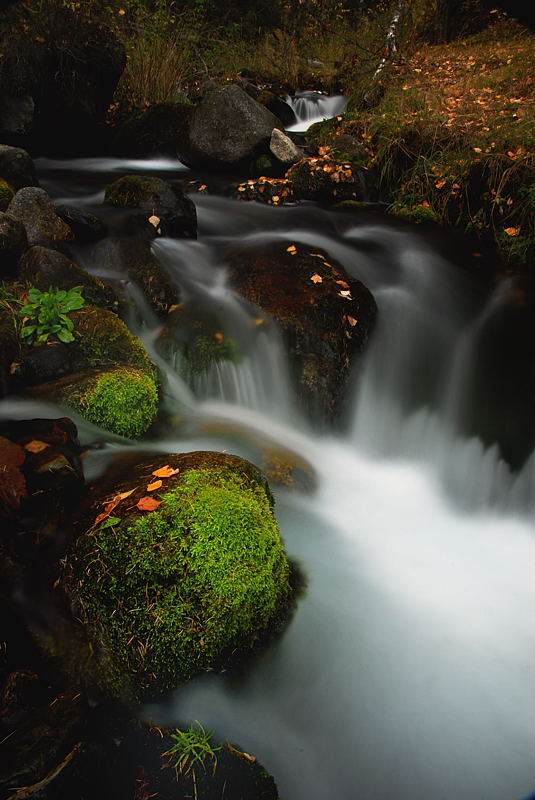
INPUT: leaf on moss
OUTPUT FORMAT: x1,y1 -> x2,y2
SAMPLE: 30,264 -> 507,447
136,496 -> 162,512
147,479 -> 163,492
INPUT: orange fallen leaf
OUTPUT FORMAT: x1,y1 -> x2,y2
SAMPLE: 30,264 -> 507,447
214,332 -> 224,343
24,440 -> 49,454
147,480 -> 163,492
286,245 -> 297,254
347,315 -> 358,326
435,179 -> 446,189
504,227 -> 520,236
338,290 -> 353,299
310,274 -> 323,283
152,465 -> 180,478
335,280 -> 349,288
136,496 -> 162,512
148,215 -> 160,228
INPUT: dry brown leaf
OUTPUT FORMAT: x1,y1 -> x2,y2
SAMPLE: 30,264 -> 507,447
152,465 -> 180,478
118,489 -> 135,500
24,440 -> 49,454
347,315 -> 358,326
147,480 -> 163,492
136,496 -> 162,512
310,274 -> 323,283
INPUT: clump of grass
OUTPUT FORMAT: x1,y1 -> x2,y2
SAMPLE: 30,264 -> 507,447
162,721 -> 222,779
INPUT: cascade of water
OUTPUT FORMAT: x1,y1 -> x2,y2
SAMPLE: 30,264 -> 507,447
285,91 -> 348,132
5,157 -> 534,800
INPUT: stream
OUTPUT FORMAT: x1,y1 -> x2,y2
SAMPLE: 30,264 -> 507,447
1,127 -> 534,799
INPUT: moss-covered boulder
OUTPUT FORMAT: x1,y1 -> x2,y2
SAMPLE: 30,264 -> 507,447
224,241 -> 377,419
63,451 -> 291,701
69,306 -> 155,378
27,366 -> 158,438
18,246 -> 116,309
104,175 -> 197,240
0,144 -> 38,190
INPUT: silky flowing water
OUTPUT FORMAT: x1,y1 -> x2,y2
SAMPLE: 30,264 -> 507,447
2,152 -> 534,800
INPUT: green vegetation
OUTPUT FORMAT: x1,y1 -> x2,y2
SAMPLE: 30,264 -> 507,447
70,466 -> 290,698
69,367 -> 158,436
163,721 -> 222,778
0,179 -> 14,211
19,285 -> 85,345
104,174 -> 169,208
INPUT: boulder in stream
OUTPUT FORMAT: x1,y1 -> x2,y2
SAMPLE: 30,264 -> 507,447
177,84 -> 284,172
0,144 -> 38,190
224,241 -> 377,419
62,450 -> 292,701
7,187 -> 74,246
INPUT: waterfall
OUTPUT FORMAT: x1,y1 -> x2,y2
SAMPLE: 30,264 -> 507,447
285,91 -> 348,132
5,157 -> 535,800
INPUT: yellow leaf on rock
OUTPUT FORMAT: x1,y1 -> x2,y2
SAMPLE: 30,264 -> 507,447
310,274 -> 323,283
286,245 -> 297,254
148,215 -> 160,227
24,440 -> 49,453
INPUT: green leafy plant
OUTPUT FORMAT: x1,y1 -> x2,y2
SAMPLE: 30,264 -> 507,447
163,721 -> 222,778
20,285 -> 85,345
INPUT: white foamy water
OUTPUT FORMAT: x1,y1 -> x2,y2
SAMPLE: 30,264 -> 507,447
286,91 -> 348,132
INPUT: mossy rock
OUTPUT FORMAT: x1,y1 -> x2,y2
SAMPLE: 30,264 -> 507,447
104,175 -> 197,239
155,303 -> 239,381
27,366 -> 158,438
286,156 -> 366,204
70,307 -> 156,379
389,202 -> 439,224
18,246 -> 116,309
0,179 -> 15,212
63,451 -> 291,701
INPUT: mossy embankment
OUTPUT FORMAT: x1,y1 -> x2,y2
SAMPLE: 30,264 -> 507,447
308,19 -> 535,275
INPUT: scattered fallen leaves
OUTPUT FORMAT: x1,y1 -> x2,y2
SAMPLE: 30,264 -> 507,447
286,245 -> 297,254
152,465 -> 180,478
24,440 -> 49,454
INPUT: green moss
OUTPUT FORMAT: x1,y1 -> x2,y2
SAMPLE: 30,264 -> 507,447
389,202 -> 439,224
70,467 -> 290,699
71,307 -> 156,379
186,331 -> 239,377
69,367 -> 158,437
104,174 -> 170,208
0,179 -> 15,211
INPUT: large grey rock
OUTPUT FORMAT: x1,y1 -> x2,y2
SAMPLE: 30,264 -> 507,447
7,187 -> 73,245
178,84 -> 283,170
0,145 -> 38,190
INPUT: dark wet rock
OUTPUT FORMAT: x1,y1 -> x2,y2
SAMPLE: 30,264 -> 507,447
91,236 -> 180,318
55,204 -> 108,244
7,187 -> 74,246
0,178 -> 15,211
62,450 -> 291,701
0,417 -> 84,538
26,366 -> 159,439
104,175 -> 197,239
0,95 -> 35,145
256,88 -> 297,128
0,144 -> 38,190
18,246 -> 117,309
0,212 -> 28,275
224,241 -> 377,419
178,84 -> 283,171
286,154 -> 367,204
13,342 -> 75,386
111,101 -> 193,159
